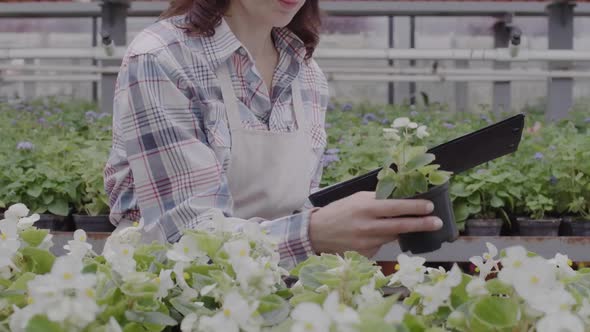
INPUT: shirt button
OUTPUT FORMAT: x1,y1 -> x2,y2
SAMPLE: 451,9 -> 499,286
238,48 -> 247,56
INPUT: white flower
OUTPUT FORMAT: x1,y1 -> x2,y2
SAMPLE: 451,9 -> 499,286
180,313 -> 199,332
443,264 -> 463,288
103,240 -> 136,276
483,242 -> 498,261
17,213 -> 39,230
384,304 -> 407,324
291,303 -> 331,332
383,128 -> 401,141
0,220 -> 20,270
4,203 -> 29,220
466,278 -> 488,296
388,254 -> 426,289
512,256 -> 558,300
407,122 -> 418,129
392,117 -> 411,128
416,125 -> 429,139
469,256 -> 495,279
527,286 -> 575,315
200,291 -> 260,332
415,283 -> 451,315
353,278 -> 383,308
63,229 -> 92,258
173,262 -> 200,300
498,246 -> 529,284
155,269 -> 175,299
536,312 -> 584,332
167,235 -> 207,263
106,317 -> 123,332
323,292 -> 360,326
47,256 -> 96,291
549,253 -> 576,279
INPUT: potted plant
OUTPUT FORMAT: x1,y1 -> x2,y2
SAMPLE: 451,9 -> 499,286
452,165 -> 521,236
72,143 -> 114,232
376,117 -> 457,254
548,128 -> 590,236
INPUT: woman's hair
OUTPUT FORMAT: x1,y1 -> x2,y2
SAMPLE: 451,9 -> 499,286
161,0 -> 321,60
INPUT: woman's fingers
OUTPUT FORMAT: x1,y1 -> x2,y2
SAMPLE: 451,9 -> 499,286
366,198 -> 435,218
359,216 -> 443,237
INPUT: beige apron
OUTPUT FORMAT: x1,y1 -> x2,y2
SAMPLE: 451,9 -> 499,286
115,62 -> 315,241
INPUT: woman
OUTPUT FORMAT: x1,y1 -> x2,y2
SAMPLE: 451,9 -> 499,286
104,0 -> 442,269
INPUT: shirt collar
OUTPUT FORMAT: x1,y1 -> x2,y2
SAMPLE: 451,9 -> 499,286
201,17 -> 307,70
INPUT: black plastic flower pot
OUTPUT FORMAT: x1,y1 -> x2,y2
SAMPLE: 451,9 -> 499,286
560,216 -> 590,236
516,217 -> 561,236
35,213 -> 75,232
398,181 -> 459,254
465,218 -> 503,236
73,214 -> 115,233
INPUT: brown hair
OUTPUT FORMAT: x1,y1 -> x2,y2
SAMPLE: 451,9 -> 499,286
161,0 -> 321,60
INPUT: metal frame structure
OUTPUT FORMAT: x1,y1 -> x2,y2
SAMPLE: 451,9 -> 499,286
0,0 -> 586,119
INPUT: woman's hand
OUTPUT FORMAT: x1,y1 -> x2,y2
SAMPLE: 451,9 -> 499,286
308,191 -> 443,258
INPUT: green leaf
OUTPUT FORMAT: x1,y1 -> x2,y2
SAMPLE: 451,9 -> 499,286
450,274 -> 470,309
259,295 -> 290,326
450,183 -> 471,198
405,153 -> 436,171
48,198 -> 69,216
469,296 -> 520,331
19,228 -> 50,247
429,170 -> 451,186
453,202 -> 470,223
21,247 -> 56,274
26,315 -> 65,332
26,185 -> 43,198
376,173 -> 397,199
490,195 -> 504,208
124,311 -> 177,326
289,291 -> 327,307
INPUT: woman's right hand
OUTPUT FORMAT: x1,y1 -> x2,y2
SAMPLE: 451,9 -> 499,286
308,191 -> 443,258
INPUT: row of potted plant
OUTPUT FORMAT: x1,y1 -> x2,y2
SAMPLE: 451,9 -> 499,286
0,98 -> 113,232
2,202 -> 590,332
322,101 -> 590,237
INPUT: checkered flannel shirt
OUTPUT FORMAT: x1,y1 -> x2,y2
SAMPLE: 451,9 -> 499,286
104,15 -> 329,269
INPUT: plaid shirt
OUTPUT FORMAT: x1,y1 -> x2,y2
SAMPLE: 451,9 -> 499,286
104,15 -> 329,269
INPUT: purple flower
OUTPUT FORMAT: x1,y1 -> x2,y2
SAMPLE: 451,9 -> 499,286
443,122 -> 455,129
44,111 -> 52,117
341,103 -> 353,112
410,110 -> 419,117
584,117 -> 590,123
53,108 -> 63,113
549,145 -> 556,151
37,117 -> 46,124
362,113 -> 378,123
10,119 -> 17,126
325,123 -> 332,129
550,176 -> 558,185
327,102 -> 335,112
377,109 -> 386,115
326,148 -> 340,155
25,106 -> 34,112
85,111 -> 99,119
381,119 -> 390,125
16,141 -> 34,150
322,154 -> 340,168
534,152 -> 544,160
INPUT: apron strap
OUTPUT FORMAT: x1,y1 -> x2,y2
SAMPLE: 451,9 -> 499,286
217,63 -> 243,131
216,62 -> 307,132
291,78 -> 308,131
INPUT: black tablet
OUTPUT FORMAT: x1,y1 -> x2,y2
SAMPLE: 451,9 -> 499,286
309,114 -> 526,207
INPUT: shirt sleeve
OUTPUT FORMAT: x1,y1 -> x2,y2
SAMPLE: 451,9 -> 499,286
108,52 -> 315,269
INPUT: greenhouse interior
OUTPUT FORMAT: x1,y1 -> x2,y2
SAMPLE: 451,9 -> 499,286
1,0 -> 590,331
